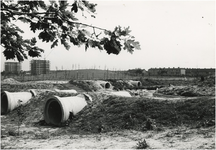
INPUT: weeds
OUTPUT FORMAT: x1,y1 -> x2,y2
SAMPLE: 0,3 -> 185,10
34,130 -> 50,139
136,139 -> 149,149
17,100 -> 25,136
8,129 -> 17,136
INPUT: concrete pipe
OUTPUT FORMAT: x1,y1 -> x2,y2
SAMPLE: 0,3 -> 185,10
97,80 -> 112,89
1,90 -> 36,115
109,91 -> 132,97
44,94 -> 92,126
129,80 -> 142,87
54,89 -> 77,94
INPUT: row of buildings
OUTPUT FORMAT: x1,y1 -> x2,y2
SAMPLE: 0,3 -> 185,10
4,60 -> 50,75
147,67 -> 215,77
3,60 -> 215,77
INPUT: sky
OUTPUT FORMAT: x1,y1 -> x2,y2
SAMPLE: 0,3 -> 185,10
1,0 -> 215,71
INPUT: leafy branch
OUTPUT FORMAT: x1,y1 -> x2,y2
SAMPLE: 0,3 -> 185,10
1,0 -> 141,62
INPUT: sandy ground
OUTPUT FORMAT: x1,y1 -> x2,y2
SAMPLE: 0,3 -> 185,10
1,116 -> 215,149
1,80 -> 215,149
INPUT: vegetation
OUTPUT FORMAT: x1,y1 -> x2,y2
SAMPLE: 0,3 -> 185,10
136,139 -> 149,149
17,100 -> 25,136
127,68 -> 144,75
1,0 -> 140,61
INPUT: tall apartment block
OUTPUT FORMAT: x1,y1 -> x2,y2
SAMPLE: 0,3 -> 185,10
30,59 -> 50,75
4,62 -> 21,73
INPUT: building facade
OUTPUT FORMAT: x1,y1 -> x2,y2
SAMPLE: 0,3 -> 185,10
4,62 -> 21,74
30,60 -> 50,75
148,67 -> 215,77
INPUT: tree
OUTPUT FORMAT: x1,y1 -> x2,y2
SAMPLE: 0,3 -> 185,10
1,0 -> 141,62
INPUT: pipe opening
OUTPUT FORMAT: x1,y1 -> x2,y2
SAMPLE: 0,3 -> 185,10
105,82 -> 111,89
47,100 -> 62,125
1,92 -> 8,115
137,82 -> 141,87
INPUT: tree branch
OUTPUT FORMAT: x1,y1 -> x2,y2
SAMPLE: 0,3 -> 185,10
1,9 -> 55,15
67,20 -> 109,32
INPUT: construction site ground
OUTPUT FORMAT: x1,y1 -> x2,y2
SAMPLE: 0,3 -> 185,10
1,77 -> 215,149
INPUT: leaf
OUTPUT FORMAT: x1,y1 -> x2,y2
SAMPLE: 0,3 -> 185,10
28,49 -> 41,57
31,37 -> 36,43
70,36 -> 79,45
131,41 -> 141,50
62,25 -> 68,32
15,51 -> 24,62
123,26 -> 131,36
123,39 -> 141,53
18,17 -> 32,23
38,31 -> 55,42
123,40 -> 133,52
82,1 -> 97,13
81,29 -> 91,37
38,1 -> 47,10
71,2 -> 78,13
51,39 -> 58,48
30,22 -> 37,33
104,30 -> 111,35
77,30 -> 86,42
104,37 -> 121,55
85,42 -> 89,51
3,49 -> 16,60
59,0 -> 68,11
61,39 -> 70,50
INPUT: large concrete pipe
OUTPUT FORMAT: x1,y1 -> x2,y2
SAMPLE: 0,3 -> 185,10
1,90 -> 36,115
129,80 -> 142,87
54,89 -> 77,94
97,80 -> 112,89
109,91 -> 132,97
44,94 -> 92,126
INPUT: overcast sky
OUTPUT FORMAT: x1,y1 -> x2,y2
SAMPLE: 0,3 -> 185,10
1,0 -> 215,71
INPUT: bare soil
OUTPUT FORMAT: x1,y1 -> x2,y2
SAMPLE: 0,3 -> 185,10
1,78 -> 215,149
1,119 -> 215,149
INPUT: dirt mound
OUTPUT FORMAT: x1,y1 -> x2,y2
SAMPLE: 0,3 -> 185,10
107,79 -> 164,90
68,96 -> 215,133
1,83 -> 55,92
1,78 -> 21,84
157,85 -> 215,97
3,90 -> 215,134
196,76 -> 215,87
69,80 -> 104,92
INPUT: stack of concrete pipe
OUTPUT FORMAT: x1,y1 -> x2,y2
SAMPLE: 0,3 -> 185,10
1,90 -> 36,115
